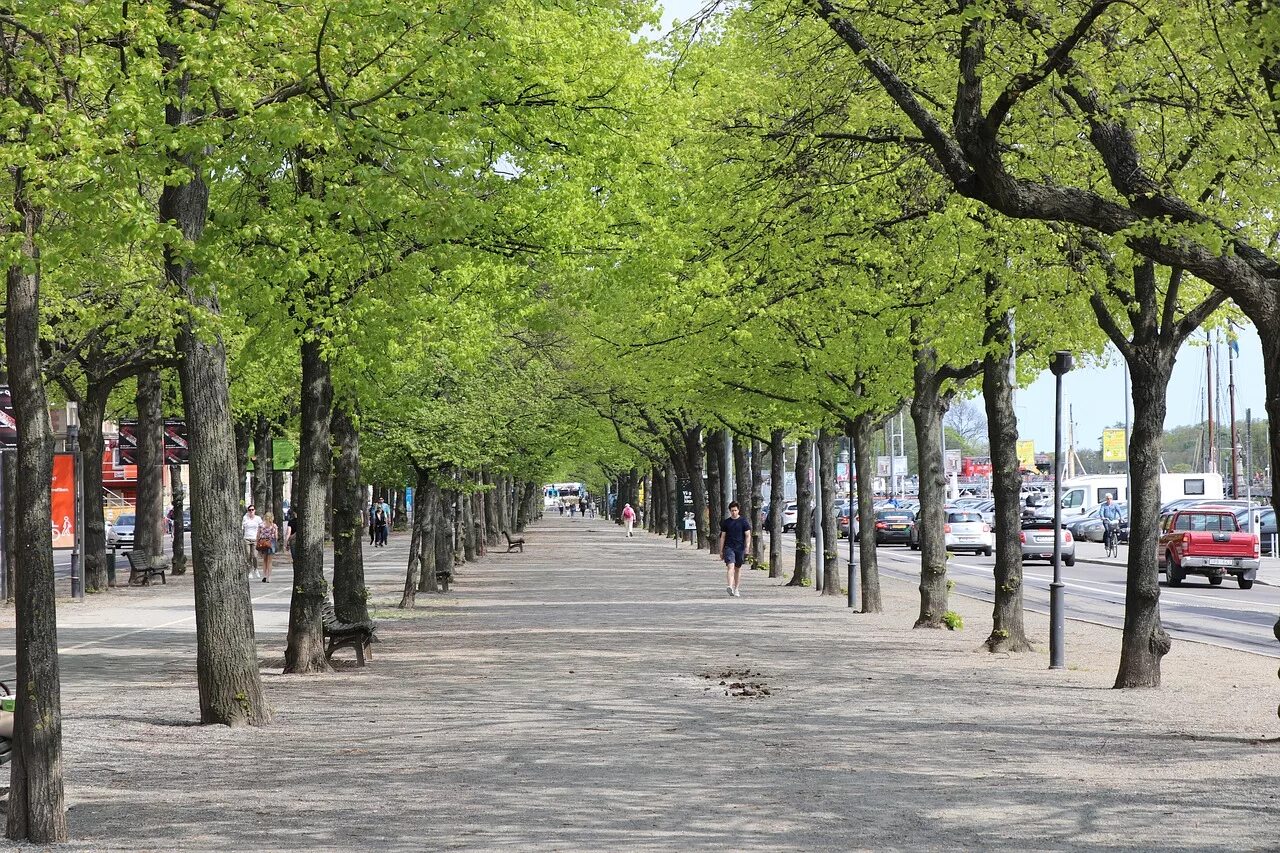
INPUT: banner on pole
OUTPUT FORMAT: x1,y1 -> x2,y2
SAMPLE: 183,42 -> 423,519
1016,440 -> 1036,469
1102,428 -> 1127,462
52,453 -> 76,550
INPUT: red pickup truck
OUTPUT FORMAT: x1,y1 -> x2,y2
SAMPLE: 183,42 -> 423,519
1158,507 -> 1260,589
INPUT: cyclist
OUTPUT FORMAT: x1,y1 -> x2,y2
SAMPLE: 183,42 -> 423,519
1099,494 -> 1123,555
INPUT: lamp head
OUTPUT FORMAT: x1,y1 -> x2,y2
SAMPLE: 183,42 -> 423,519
1049,351 -> 1075,376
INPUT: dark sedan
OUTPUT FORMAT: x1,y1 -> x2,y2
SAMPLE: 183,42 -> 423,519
873,509 -> 916,545
1235,507 -> 1277,556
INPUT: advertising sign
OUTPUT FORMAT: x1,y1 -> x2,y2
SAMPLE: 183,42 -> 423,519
118,419 -> 188,465
52,453 -> 76,550
117,420 -> 139,464
1102,428 -> 1127,462
944,449 -> 962,475
1016,440 -> 1036,469
0,386 -> 15,448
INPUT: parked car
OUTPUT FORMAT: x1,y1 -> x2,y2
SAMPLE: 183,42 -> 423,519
1158,507 -> 1259,588
873,509 -> 916,546
1235,507 -> 1277,556
781,502 -> 798,532
1019,519 -> 1076,566
910,510 -> 994,556
107,514 -> 136,549
1066,502 -> 1128,543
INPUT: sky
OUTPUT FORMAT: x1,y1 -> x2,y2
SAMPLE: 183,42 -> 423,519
652,0 -> 1270,451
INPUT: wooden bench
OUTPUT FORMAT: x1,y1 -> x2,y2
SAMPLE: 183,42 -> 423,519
434,565 -> 453,593
503,531 -> 525,553
124,551 -> 167,586
321,601 -> 376,667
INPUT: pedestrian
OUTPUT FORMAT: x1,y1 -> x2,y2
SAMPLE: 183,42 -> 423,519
719,500 -> 752,597
558,503 -> 565,516
257,512 -> 279,582
241,505 -> 263,578
569,502 -> 577,517
368,503 -> 377,545
621,502 -> 635,537
284,508 -> 298,559
374,502 -> 389,547
380,496 -> 393,534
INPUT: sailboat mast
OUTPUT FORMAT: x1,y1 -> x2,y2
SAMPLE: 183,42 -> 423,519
1206,330 -> 1215,472
1229,332 -> 1239,497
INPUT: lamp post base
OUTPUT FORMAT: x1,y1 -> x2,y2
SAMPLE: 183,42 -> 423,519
1049,579 -> 1065,669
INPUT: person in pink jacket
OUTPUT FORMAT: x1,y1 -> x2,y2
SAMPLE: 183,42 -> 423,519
621,503 -> 636,537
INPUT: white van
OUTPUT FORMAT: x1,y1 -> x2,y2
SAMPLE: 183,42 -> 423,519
1056,473 -> 1224,519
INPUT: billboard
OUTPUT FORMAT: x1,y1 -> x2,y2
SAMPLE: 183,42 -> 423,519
1016,440 -> 1036,469
119,419 -> 189,465
52,453 -> 76,550
0,386 -> 15,448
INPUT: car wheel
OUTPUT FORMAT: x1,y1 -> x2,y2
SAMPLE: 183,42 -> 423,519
1208,575 -> 1223,586
982,547 -> 993,557
1064,554 -> 1075,567
1238,576 -> 1254,590
1165,553 -> 1183,587
909,542 -> 919,551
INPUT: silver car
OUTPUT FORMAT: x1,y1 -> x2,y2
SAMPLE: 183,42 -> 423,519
107,514 -> 136,549
1019,519 -> 1075,566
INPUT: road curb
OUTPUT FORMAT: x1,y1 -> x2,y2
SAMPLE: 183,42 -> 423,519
1073,555 -> 1279,587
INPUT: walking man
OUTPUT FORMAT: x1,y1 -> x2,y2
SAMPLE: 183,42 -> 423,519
719,500 -> 752,597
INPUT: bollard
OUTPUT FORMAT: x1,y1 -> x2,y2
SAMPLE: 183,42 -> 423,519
106,549 -> 116,587
848,561 -> 855,609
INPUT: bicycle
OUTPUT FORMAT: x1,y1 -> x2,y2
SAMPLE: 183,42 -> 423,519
1103,519 -> 1120,559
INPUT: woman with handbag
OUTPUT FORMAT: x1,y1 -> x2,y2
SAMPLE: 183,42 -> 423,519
257,512 -> 279,582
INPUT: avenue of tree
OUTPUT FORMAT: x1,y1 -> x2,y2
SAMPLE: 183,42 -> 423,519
2,0 -> 1277,843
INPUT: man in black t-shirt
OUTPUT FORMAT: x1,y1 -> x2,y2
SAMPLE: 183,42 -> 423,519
719,501 -> 752,597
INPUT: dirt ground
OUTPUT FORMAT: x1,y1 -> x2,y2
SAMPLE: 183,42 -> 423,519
1,517 -> 1278,851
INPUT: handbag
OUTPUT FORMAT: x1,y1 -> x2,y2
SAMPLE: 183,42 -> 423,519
256,528 -> 273,550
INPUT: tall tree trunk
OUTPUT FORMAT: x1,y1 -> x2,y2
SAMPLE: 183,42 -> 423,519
733,435 -> 750,510
791,437 -> 813,586
705,430 -> 723,554
750,439 -> 764,567
982,307 -> 1031,652
1260,329 -> 1280,659
233,419 -> 251,510
911,347 -> 951,629
1115,351 -> 1175,686
170,462 -> 187,576
462,480 -> 477,562
663,461 -> 679,538
483,468 -> 500,546
270,461 -> 285,546
768,429 -> 785,579
162,69 -> 269,724
682,427 -> 708,549
394,488 -> 408,530
2,447 -> 13,602
135,368 -> 165,567
77,386 -> 110,591
852,415 -> 883,612
400,468 -> 434,607
330,400 -> 368,625
5,174 -> 68,843
251,414 -> 271,513
819,429 -> 841,595
284,339 -> 332,673
433,483 -> 453,591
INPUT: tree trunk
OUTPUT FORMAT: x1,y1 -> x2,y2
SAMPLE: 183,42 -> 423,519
284,338 -> 332,673
819,429 -> 841,595
483,468 -> 500,546
400,468 -> 434,607
1261,329 -> 1280,658
3,448 -> 15,602
982,314 -> 1032,652
852,415 -> 883,612
330,400 -> 368,626
433,484 -> 453,591
911,349 -> 951,629
77,387 -> 110,592
768,429 -> 785,579
733,435 -> 750,510
1114,351 -> 1175,687
462,480 -> 477,562
394,488 -> 408,530
170,462 -> 187,575
163,83 -> 269,724
233,419 -> 251,510
791,437 -> 813,586
663,461 -> 679,538
750,439 -> 765,567
5,176 -> 68,843
135,368 -> 165,567
270,459 -> 285,546
251,414 -> 271,513
683,427 -> 708,549
705,430 -> 723,554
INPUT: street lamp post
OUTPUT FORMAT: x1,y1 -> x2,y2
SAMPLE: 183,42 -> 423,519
67,402 -> 84,600
846,435 -> 857,610
1049,351 -> 1074,669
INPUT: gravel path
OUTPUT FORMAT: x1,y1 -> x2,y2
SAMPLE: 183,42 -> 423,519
2,517 -> 1278,851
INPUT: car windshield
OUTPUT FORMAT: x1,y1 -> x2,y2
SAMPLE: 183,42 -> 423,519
877,511 -> 913,522
1173,513 -> 1239,532
946,512 -> 982,524
116,515 -> 135,526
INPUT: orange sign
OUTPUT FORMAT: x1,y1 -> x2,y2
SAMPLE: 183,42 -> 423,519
52,453 -> 76,550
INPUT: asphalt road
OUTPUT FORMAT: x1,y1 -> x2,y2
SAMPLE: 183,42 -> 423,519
774,532 -> 1280,659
